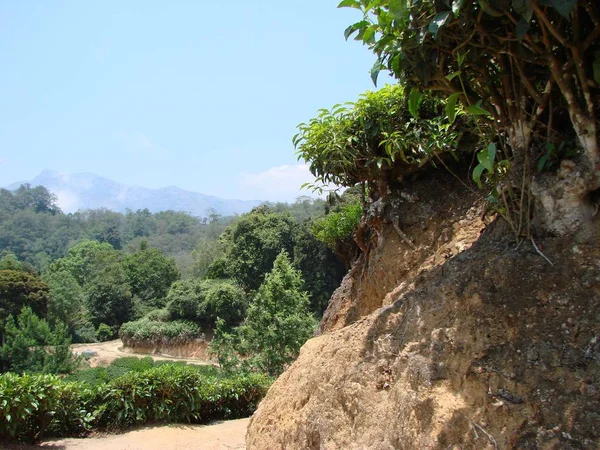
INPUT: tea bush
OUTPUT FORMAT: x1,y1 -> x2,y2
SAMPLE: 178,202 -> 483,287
0,367 -> 271,442
66,356 -> 219,386
119,319 -> 200,347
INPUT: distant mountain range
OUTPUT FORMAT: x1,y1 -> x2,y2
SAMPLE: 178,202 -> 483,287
7,170 -> 262,217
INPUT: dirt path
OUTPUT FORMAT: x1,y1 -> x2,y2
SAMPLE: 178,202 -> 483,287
6,418 -> 249,450
71,340 -> 212,367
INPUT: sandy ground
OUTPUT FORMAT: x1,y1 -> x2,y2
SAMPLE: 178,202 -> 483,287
71,340 -> 212,367
4,418 -> 249,450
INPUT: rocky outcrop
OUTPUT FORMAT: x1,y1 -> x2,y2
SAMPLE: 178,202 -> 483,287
246,173 -> 600,449
121,339 -> 211,360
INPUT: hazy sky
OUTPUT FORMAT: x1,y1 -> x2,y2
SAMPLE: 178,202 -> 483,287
0,1 -> 381,202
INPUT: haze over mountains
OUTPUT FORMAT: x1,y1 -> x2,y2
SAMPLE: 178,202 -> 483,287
7,170 -> 262,217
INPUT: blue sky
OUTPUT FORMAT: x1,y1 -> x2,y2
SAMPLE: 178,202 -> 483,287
0,0 -> 381,202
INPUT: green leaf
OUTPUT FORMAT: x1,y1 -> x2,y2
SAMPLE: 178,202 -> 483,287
457,52 -> 467,68
539,0 -> 576,19
445,92 -> 461,124
465,103 -> 491,116
445,71 -> 462,81
408,88 -> 423,119
515,18 -> 530,39
473,164 -> 485,187
337,0 -> 361,8
389,0 -> 409,19
377,158 -> 383,169
452,0 -> 466,16
370,60 -> 385,86
428,11 -> 451,37
512,0 -> 533,21
477,143 -> 497,172
362,26 -> 377,44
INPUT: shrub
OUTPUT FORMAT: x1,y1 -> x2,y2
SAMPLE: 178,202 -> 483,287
119,319 -> 200,347
73,321 -> 97,343
0,307 -> 77,375
66,356 -> 219,386
96,366 -> 271,429
0,373 -> 94,442
144,308 -> 171,322
311,201 -> 363,250
95,323 -> 114,342
0,368 -> 272,442
166,279 -> 247,327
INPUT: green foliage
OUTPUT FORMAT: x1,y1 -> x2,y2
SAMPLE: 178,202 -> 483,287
212,251 -> 317,377
42,270 -> 85,329
0,253 -> 23,271
0,307 -> 76,375
122,246 -> 180,307
73,322 -> 97,344
0,367 -> 271,442
144,308 -> 171,322
119,319 -> 201,347
0,373 -> 94,442
219,207 -> 297,291
67,356 -> 219,387
84,263 -> 133,327
312,201 -> 363,250
294,84 -> 459,191
292,222 -> 348,315
339,0 -> 600,231
95,323 -> 114,342
166,279 -> 247,327
0,269 -> 49,324
49,240 -> 119,287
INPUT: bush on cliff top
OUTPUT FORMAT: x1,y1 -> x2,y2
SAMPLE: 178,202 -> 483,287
119,318 -> 201,346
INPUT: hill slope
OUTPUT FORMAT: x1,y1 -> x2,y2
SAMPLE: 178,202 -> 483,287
246,171 -> 600,449
8,170 -> 261,217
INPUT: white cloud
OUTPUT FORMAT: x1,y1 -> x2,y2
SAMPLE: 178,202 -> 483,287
54,190 -> 81,213
239,164 -> 320,202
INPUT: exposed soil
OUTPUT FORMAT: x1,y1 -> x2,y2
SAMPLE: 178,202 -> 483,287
5,419 -> 249,450
246,172 -> 600,449
71,340 -> 213,367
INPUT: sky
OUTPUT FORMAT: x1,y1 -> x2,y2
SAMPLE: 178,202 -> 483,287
0,0 -> 382,202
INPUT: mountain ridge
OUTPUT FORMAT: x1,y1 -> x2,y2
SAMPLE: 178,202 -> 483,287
7,170 -> 262,217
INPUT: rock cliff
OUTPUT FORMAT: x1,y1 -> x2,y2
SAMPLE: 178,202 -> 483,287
246,171 -> 600,449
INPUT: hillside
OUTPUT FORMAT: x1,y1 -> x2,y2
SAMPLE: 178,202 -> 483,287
246,170 -> 600,449
7,170 -> 261,217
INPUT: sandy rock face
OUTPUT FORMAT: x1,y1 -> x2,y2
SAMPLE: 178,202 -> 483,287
247,174 -> 600,449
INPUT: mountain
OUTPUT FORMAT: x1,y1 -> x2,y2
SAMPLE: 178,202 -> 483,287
7,170 -> 262,217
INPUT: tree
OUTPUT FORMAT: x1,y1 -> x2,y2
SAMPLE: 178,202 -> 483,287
122,246 -> 180,307
42,270 -> 85,330
238,251 -> 317,376
220,207 -> 297,291
0,307 -> 75,374
49,240 -> 119,287
340,0 -> 600,234
84,263 -> 133,328
294,223 -> 348,315
0,270 -> 49,325
166,278 -> 247,327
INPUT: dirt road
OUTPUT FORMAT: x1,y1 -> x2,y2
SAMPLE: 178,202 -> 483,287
71,340 -> 212,367
5,419 -> 249,450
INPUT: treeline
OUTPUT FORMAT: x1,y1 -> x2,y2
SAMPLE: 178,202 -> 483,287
0,183 -> 353,375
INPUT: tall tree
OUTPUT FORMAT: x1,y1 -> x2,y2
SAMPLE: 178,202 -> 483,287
239,251 -> 316,376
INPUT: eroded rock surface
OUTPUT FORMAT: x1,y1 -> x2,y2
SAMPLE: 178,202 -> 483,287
247,173 -> 600,449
